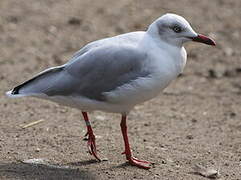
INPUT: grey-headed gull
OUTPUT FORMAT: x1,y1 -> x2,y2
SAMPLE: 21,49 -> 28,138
6,13 -> 215,169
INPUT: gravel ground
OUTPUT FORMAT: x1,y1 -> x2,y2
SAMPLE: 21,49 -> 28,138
0,0 -> 241,179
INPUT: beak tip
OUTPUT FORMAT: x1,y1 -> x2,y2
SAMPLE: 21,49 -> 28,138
209,38 -> 216,46
192,34 -> 216,46
210,41 -> 216,46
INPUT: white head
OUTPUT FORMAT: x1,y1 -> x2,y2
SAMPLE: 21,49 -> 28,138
147,13 -> 215,47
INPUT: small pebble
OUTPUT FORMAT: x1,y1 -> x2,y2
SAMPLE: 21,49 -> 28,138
186,135 -> 194,140
68,17 -> 82,25
191,119 -> 197,123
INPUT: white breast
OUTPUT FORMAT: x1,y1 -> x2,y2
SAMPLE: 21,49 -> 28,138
103,42 -> 187,107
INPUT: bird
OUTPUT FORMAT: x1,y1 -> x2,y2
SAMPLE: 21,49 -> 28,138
6,13 -> 215,169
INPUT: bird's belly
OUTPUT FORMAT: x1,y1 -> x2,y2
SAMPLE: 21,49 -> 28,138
41,76 -> 169,114
43,95 -> 134,114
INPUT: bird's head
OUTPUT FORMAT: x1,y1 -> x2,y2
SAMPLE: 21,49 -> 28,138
147,13 -> 216,47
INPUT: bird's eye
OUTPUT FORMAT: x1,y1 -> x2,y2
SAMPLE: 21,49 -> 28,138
172,25 -> 182,33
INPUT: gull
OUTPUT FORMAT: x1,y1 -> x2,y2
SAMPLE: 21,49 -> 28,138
6,13 -> 215,169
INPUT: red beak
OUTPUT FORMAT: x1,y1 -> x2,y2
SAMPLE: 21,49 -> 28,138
191,34 -> 216,46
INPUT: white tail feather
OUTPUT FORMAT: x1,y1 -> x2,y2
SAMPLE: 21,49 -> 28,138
5,90 -> 35,98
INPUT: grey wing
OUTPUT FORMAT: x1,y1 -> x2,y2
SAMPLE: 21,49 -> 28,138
11,45 -> 150,101
61,45 -> 150,101
10,66 -> 70,96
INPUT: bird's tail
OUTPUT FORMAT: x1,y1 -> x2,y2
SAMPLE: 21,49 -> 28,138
5,89 -> 30,98
6,66 -> 64,98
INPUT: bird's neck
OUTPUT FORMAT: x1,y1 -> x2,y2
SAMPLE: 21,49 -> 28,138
140,33 -> 187,77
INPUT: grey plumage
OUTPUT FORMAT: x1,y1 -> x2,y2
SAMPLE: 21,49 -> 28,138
65,45 -> 150,101
12,66 -> 64,95
11,41 -> 150,102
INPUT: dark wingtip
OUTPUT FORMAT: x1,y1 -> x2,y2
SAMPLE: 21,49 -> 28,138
11,86 -> 20,95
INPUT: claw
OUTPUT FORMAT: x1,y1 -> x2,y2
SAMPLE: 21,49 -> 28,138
132,157 -> 150,164
122,152 -> 151,169
127,156 -> 151,169
86,133 -> 101,162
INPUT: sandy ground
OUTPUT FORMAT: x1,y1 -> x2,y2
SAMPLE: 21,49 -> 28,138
0,0 -> 241,179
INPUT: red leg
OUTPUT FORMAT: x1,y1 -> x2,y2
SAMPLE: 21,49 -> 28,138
82,112 -> 101,161
120,115 -> 151,169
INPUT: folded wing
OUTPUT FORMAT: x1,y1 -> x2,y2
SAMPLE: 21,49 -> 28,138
7,45 -> 150,102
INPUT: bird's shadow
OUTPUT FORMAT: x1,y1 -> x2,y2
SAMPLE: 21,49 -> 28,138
69,160 -> 146,171
0,159 -> 144,179
69,160 -> 130,169
68,159 -> 100,166
0,162 -> 96,180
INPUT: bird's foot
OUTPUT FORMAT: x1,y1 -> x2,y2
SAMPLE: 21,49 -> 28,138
122,151 -> 151,169
127,156 -> 151,169
86,132 -> 101,162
